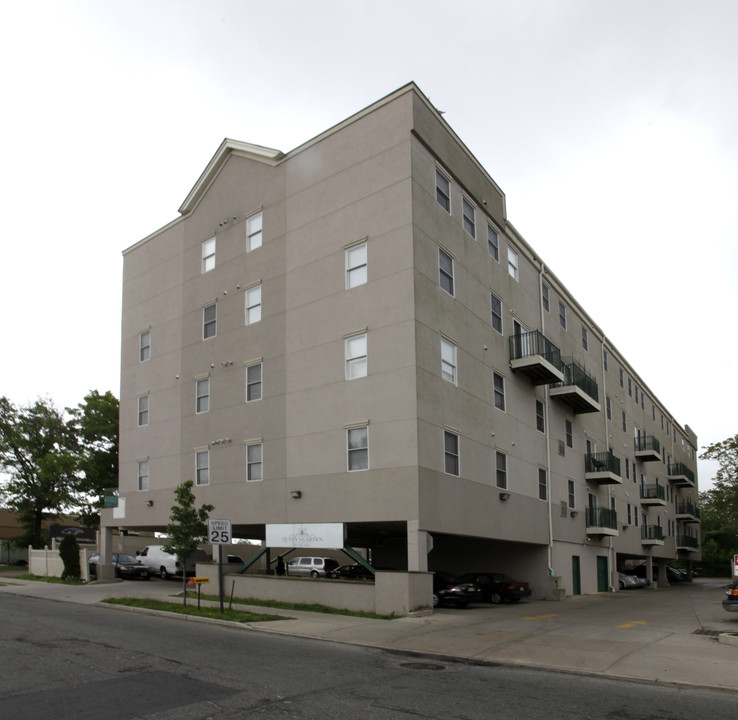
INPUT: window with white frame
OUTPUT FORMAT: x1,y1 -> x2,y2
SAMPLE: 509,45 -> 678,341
139,330 -> 151,362
203,303 -> 216,339
137,394 -> 149,427
582,326 -> 588,351
493,372 -> 505,411
538,468 -> 547,500
137,459 -> 149,491
568,479 -> 575,508
444,430 -> 459,476
496,451 -> 507,489
345,333 -> 367,379
462,198 -> 476,238
202,237 -> 215,273
507,246 -> 519,280
347,426 -> 369,471
245,285 -> 262,325
435,169 -> 451,213
490,293 -> 502,334
246,362 -> 262,402
346,241 -> 367,289
606,396 -> 612,420
196,450 -> 209,486
487,224 -> 499,261
246,442 -> 262,481
536,399 -> 545,433
559,301 -> 567,329
196,377 -> 210,414
603,348 -> 609,371
565,419 -> 573,448
246,212 -> 262,251
441,338 -> 457,384
439,248 -> 454,296
542,283 -> 550,312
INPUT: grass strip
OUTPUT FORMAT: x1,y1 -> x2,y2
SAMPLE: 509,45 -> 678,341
10,573 -> 84,585
101,596 -> 291,623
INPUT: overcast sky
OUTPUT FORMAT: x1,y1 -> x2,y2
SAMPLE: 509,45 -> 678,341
1,1 -> 735,488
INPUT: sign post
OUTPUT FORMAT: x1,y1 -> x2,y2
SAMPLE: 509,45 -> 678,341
208,519 -> 232,613
734,554 -> 738,578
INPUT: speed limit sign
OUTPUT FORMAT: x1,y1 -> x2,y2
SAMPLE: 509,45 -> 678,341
208,518 -> 232,545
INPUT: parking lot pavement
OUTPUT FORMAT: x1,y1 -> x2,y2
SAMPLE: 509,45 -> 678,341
2,574 -> 737,691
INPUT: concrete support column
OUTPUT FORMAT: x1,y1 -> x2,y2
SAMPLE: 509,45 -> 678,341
656,560 -> 669,588
406,520 -> 430,572
96,525 -> 116,581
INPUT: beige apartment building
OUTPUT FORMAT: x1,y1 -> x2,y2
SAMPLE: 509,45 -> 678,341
102,83 -> 700,611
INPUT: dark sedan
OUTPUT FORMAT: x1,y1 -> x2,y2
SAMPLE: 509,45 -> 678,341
433,572 -> 482,608
328,564 -> 375,580
723,580 -> 738,613
89,553 -> 150,580
458,572 -> 531,604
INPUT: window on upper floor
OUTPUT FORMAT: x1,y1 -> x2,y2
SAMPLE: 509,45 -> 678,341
541,283 -> 550,312
603,348 -> 609,371
565,419 -> 573,448
441,338 -> 457,385
559,301 -> 567,329
347,426 -> 369,471
247,212 -> 263,251
606,396 -> 612,420
345,333 -> 367,380
246,442 -> 262,481
346,241 -> 367,289
619,367 -> 624,388
245,284 -> 262,325
536,399 -> 545,433
435,169 -> 451,213
137,459 -> 149,491
203,303 -> 217,339
622,410 -> 627,432
196,449 -> 209,486
444,430 -> 459,476
137,394 -> 149,427
628,377 -> 632,397
490,293 -> 503,334
538,468 -> 547,500
246,362 -> 262,402
568,479 -> 575,508
582,326 -> 588,351
496,451 -> 507,489
462,198 -> 476,238
202,237 -> 215,273
507,247 -> 519,281
487,224 -> 499,261
139,330 -> 151,362
439,248 -> 454,296
196,377 -> 210,414
493,372 -> 505,411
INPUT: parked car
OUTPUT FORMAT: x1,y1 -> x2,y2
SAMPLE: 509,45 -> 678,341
328,564 -> 375,581
458,572 -> 531,604
723,580 -> 738,613
286,556 -> 340,578
433,572 -> 482,608
618,572 -> 640,590
136,545 -> 210,579
89,553 -> 150,580
633,564 -> 685,584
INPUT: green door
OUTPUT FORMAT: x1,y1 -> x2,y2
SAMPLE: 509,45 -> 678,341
572,556 -> 581,595
597,556 -> 609,592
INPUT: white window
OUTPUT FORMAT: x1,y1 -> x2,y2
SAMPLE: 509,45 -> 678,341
487,224 -> 499,261
490,293 -> 502,334
196,450 -> 209,486
203,303 -> 217,339
507,247 -> 519,280
246,362 -> 262,402
247,212 -> 262,251
137,459 -> 149,491
541,283 -> 550,312
441,338 -> 457,384
536,399 -> 545,432
246,443 -> 262,481
196,378 -> 210,414
137,395 -> 149,427
436,169 -> 450,213
245,285 -> 262,325
568,479 -> 575,508
202,237 -> 215,273
496,451 -> 507,489
444,430 -> 459,476
493,372 -> 505,411
439,248 -> 454,296
346,241 -> 367,289
462,198 -> 476,238
347,426 -> 369,471
139,330 -> 151,362
345,333 -> 367,379
582,325 -> 589,351
559,301 -> 567,329
538,468 -> 547,500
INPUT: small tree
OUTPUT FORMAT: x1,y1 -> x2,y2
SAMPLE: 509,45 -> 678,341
59,533 -> 81,580
164,480 -> 213,606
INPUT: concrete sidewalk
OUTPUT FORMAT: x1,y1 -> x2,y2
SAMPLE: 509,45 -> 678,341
2,573 -> 737,692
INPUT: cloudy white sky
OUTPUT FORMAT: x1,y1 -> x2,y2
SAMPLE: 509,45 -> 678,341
1,1 -> 736,488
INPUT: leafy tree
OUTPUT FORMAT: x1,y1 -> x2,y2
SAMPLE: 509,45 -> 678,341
0,397 -> 79,548
164,480 -> 213,606
59,533 -> 81,580
68,390 -> 119,526
699,434 -> 738,576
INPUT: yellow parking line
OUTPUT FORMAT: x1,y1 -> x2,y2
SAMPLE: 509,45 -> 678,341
617,621 -> 647,628
523,614 -> 558,620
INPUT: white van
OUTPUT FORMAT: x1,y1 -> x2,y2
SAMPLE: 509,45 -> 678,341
136,545 -> 209,579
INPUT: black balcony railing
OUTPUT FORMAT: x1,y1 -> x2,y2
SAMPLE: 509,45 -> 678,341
585,450 -> 621,476
585,506 -> 618,530
553,357 -> 599,402
676,501 -> 700,518
668,462 -> 695,484
676,534 -> 699,549
641,525 -> 664,541
640,483 -> 666,501
509,329 -> 562,367
634,435 -> 661,455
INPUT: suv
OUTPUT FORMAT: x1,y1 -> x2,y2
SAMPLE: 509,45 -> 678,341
458,572 -> 531,604
286,556 -> 339,577
136,545 -> 210,579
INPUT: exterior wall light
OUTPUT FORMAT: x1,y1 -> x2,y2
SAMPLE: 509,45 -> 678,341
570,510 -> 578,518
499,492 -> 511,501
145,500 -> 154,507
290,490 -> 302,499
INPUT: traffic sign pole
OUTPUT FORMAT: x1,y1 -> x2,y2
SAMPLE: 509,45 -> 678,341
219,544 -> 224,613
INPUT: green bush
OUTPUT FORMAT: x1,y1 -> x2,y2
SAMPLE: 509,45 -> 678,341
59,534 -> 81,580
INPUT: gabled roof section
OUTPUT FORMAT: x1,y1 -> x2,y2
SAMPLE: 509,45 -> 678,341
178,139 -> 284,216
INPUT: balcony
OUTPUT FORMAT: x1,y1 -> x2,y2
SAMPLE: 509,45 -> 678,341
584,450 -> 622,485
676,533 -> 699,552
639,482 -> 666,507
549,358 -> 601,414
585,507 -> 618,537
508,330 -> 565,385
676,500 -> 700,523
668,462 -> 696,488
634,435 -> 661,462
641,525 -> 664,547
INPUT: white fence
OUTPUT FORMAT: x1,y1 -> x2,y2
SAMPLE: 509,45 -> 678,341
28,545 -> 97,582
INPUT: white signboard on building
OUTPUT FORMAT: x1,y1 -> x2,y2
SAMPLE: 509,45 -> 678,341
266,523 -> 344,549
